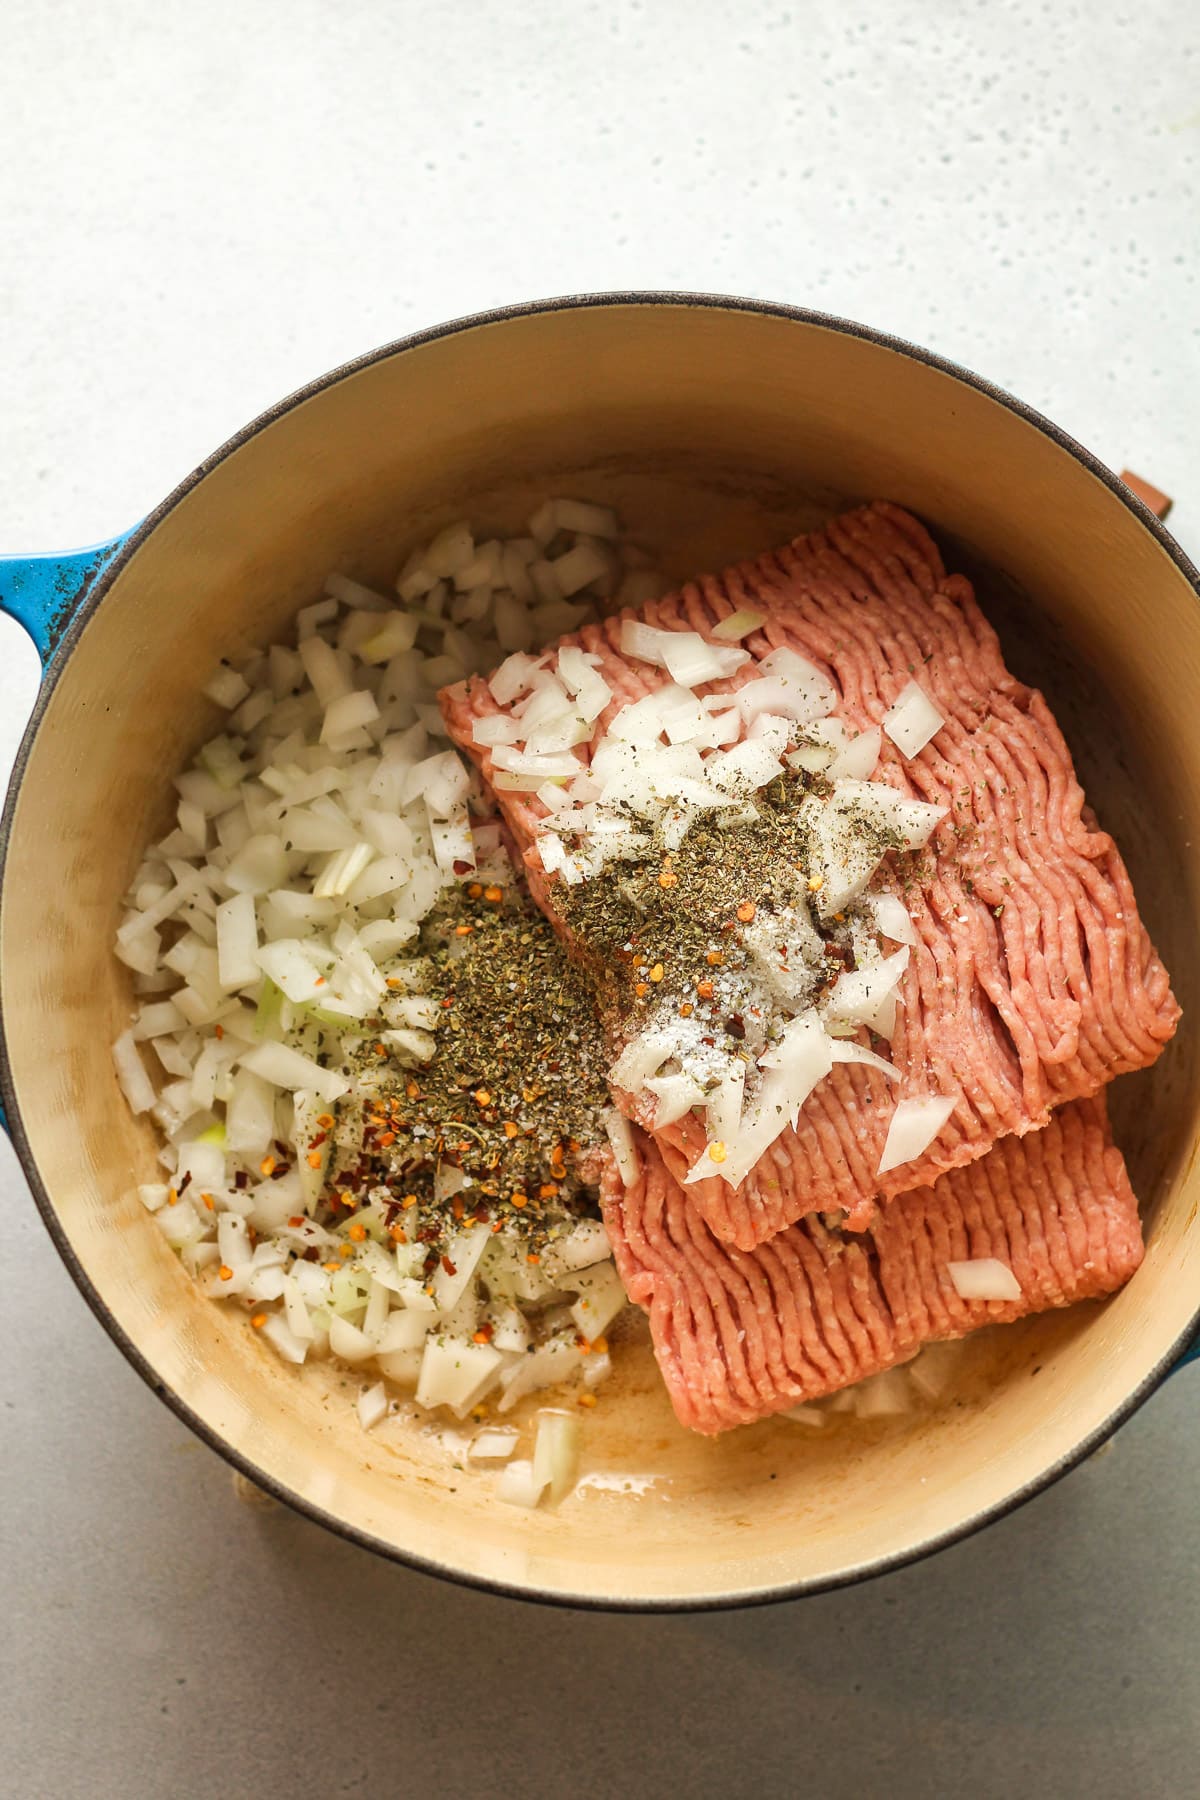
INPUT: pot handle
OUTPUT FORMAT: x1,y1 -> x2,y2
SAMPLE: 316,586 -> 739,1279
0,530 -> 137,664
0,530 -> 137,1134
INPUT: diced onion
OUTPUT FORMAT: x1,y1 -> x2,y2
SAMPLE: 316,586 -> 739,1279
357,1381 -> 389,1430
241,1041 -> 351,1104
877,1094 -> 956,1175
867,892 -> 917,945
644,1070 -> 705,1126
947,1258 -> 1022,1302
469,1428 -> 520,1461
604,1108 -> 639,1187
531,1409 -> 581,1505
758,647 -> 837,718
883,680 -> 945,759
825,948 -> 910,1027
829,1040 -> 900,1081
496,1458 -> 548,1508
711,608 -> 765,642
112,1031 -> 156,1113
827,725 -> 881,781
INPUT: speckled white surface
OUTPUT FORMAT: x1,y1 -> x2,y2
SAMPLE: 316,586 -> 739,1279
2,4 -> 1199,1796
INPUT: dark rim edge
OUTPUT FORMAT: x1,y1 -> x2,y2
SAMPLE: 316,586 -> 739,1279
2,287 -> 1198,1614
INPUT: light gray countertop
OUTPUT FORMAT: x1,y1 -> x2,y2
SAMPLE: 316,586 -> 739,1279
2,5 -> 1198,1796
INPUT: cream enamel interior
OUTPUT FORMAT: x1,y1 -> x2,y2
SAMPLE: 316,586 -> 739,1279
3,299 -> 1199,1606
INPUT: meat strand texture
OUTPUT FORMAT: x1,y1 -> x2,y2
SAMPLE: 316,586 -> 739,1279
601,1095 -> 1142,1434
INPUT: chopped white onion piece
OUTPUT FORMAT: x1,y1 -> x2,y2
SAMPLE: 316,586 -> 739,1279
112,1031 -> 156,1113
711,608 -> 766,642
496,1458 -> 548,1508
541,1220 -> 612,1278
531,1410 -> 581,1505
471,713 -> 522,746
693,1015 -> 832,1189
825,948 -> 910,1027
781,1403 -> 826,1427
827,725 -> 882,781
203,664 -> 251,710
829,1040 -> 900,1081
320,689 -> 380,746
661,632 -> 748,688
416,1336 -> 503,1416
488,652 -> 542,706
357,1381 -> 389,1431
241,1041 -> 350,1104
644,1070 -> 706,1127
604,1109 -> 639,1187
868,892 -> 917,945
883,680 -> 945,759
877,1094 -> 956,1175
215,891 -> 259,990
617,619 -> 748,684
705,738 -> 785,794
610,1028 -> 678,1093
947,1258 -> 1022,1302
758,647 -> 837,718
469,1428 -> 520,1461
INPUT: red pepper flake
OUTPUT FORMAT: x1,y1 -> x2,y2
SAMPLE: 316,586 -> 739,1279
218,1264 -> 234,1281
288,1215 -> 305,1227
696,979 -> 715,1000
306,1151 -> 323,1169
736,900 -> 757,923
455,923 -> 474,937
440,996 -> 455,1010
259,1156 -> 276,1178
484,884 -> 504,905
705,950 -> 725,966
348,1222 -> 366,1242
251,1313 -> 267,1329
473,1323 -> 494,1345
467,882 -> 484,899
526,1253 -> 541,1265
214,1024 -> 224,1040
441,1254 -> 457,1276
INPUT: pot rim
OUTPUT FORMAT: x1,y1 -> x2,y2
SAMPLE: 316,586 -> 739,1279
2,287 -> 1198,1612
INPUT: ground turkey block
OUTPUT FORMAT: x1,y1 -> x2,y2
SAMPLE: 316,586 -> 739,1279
441,502 -> 1177,1248
601,1095 -> 1143,1435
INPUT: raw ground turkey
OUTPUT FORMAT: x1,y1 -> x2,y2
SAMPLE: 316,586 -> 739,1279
442,503 -> 1177,1249
602,1094 -> 1141,1434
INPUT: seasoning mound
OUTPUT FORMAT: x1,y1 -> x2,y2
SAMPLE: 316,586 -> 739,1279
334,879 -> 612,1267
